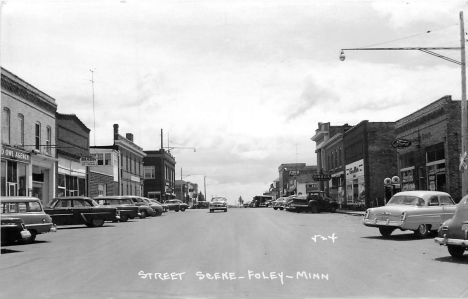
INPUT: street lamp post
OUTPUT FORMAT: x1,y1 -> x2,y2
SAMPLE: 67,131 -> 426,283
340,11 -> 467,196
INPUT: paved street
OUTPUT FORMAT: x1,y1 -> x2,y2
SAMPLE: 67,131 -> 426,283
1,208 -> 468,299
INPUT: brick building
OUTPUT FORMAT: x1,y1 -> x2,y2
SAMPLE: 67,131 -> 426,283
343,121 -> 398,207
56,113 -> 90,197
278,163 -> 318,196
143,149 -> 176,201
1,68 -> 58,204
88,146 -> 119,197
395,95 -> 462,202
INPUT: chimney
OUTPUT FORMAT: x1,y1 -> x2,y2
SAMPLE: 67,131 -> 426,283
113,124 -> 119,141
126,133 -> 133,142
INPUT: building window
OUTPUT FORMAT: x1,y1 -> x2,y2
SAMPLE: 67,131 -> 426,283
98,183 -> 107,196
339,148 -> 342,167
144,166 -> 155,179
18,114 -> 24,147
46,126 -> 52,154
335,150 -> 338,169
97,153 -> 104,165
2,108 -> 10,144
35,122 -> 41,150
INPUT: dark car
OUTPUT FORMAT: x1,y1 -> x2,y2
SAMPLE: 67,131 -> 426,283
44,196 -> 120,227
93,196 -> 140,222
125,196 -> 156,218
194,201 -> 210,209
1,196 -> 57,243
286,192 -> 337,213
1,217 -> 31,245
165,199 -> 189,212
141,197 -> 164,216
435,193 -> 468,257
243,201 -> 251,208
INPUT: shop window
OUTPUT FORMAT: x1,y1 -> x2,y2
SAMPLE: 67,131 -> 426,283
18,114 -> 24,147
426,143 -> 445,163
105,153 -> 111,165
35,122 -> 41,150
58,174 -> 66,197
18,163 -> 26,196
98,184 -> 107,196
2,108 -> 10,144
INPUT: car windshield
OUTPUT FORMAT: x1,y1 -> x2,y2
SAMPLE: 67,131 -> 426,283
212,197 -> 226,202
45,199 -> 61,208
387,195 -> 424,206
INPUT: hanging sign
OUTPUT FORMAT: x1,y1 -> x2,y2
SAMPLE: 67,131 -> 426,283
80,155 -> 97,166
391,139 -> 412,148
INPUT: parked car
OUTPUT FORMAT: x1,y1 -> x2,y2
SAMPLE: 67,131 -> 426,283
165,199 -> 189,212
210,197 -> 228,213
363,190 -> 456,238
124,196 -> 156,218
194,201 -> 210,209
272,197 -> 287,210
93,196 -> 140,221
147,199 -> 168,212
44,196 -> 120,227
141,197 -> 164,216
435,194 -> 468,257
243,201 -> 251,208
1,196 -> 57,243
1,217 -> 31,245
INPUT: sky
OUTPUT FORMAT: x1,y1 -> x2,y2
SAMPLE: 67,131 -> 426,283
1,0 -> 467,205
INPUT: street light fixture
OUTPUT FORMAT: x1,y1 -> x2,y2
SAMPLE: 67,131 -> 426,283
340,11 -> 468,196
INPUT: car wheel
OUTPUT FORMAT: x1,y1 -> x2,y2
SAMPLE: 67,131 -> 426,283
140,210 -> 147,219
120,215 -> 129,222
210,209 -> 213,213
91,218 -> 105,227
379,227 -> 394,237
273,207 -> 278,210
414,224 -> 429,238
330,206 -> 337,213
181,208 -> 185,212
224,209 -> 227,212
175,210 -> 179,212
310,205 -> 318,214
448,245 -> 466,257
22,230 -> 37,244
279,207 -> 284,210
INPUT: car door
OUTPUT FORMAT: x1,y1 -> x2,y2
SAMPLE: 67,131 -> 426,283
439,195 -> 457,224
47,199 -> 75,225
72,198 -> 90,224
426,195 -> 443,228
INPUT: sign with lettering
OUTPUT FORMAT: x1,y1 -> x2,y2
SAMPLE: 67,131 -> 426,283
391,139 -> 412,148
313,174 -> 331,181
80,155 -> 97,166
289,170 -> 300,176
1,146 -> 31,163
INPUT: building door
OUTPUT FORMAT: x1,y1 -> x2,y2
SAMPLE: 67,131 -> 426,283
7,182 -> 17,196
32,182 -> 43,202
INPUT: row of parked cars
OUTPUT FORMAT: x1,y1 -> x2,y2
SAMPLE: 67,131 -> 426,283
1,196 -> 189,246
271,191 -> 339,213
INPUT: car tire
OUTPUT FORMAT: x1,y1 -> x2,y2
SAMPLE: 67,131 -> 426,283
224,209 -> 227,212
273,207 -> 278,210
210,209 -> 213,213
414,224 -> 429,238
181,208 -> 185,212
310,205 -> 318,214
379,227 -> 394,237
279,207 -> 284,210
22,230 -> 37,244
448,245 -> 465,257
140,210 -> 147,219
330,206 -> 337,213
120,215 -> 129,222
91,218 -> 105,227
175,210 -> 179,212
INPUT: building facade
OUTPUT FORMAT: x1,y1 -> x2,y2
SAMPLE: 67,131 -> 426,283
395,95 -> 462,202
89,146 -> 119,197
56,113 -> 90,197
143,149 -> 176,201
1,68 -> 58,204
278,163 -> 318,196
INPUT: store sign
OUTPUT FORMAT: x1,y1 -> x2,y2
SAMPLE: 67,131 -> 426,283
80,155 -> 97,166
289,170 -> 300,176
1,146 -> 31,163
313,174 -> 332,181
391,138 -> 412,148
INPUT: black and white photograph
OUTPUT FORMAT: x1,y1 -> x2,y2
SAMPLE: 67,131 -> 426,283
1,0 -> 468,298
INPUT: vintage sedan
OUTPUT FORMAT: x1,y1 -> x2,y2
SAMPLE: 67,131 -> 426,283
141,197 -> 164,216
150,199 -> 169,212
363,190 -> 456,238
1,217 -> 31,245
45,196 -> 120,227
165,199 -> 189,212
435,194 -> 468,257
209,197 -> 228,213
272,197 -> 286,210
125,196 -> 156,218
1,197 -> 57,243
93,196 -> 140,221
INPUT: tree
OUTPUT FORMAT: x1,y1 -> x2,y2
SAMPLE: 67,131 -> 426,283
198,191 -> 205,201
238,196 -> 244,207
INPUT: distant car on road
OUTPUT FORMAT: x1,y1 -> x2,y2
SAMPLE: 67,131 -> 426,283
435,194 -> 468,257
1,217 -> 31,245
1,196 -> 57,243
210,197 -> 228,213
194,201 -> 210,209
272,197 -> 287,210
243,201 -> 251,208
141,197 -> 164,216
363,190 -> 456,238
45,196 -> 120,227
165,199 -> 189,212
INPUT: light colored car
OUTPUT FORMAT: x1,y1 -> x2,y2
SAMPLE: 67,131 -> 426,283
435,194 -> 468,257
209,197 -> 228,213
363,190 -> 456,238
272,197 -> 286,210
1,196 -> 57,243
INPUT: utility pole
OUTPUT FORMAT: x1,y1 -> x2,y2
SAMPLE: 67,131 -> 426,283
90,69 -> 96,146
460,11 -> 467,195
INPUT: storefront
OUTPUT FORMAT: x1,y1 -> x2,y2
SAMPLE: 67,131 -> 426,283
57,157 -> 86,197
345,159 -> 365,205
1,145 -> 31,196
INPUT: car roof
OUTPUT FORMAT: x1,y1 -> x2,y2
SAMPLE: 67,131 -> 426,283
1,196 -> 41,202
393,191 -> 451,199
54,196 -> 93,200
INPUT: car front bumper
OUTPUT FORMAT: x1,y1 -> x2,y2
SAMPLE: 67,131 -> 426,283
210,206 -> 227,210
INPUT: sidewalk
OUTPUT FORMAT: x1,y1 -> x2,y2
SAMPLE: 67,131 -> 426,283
336,209 -> 366,216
